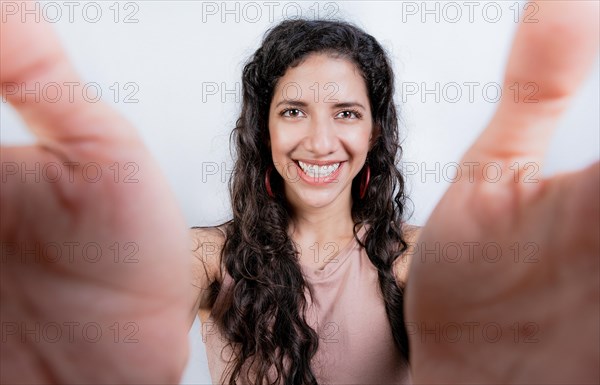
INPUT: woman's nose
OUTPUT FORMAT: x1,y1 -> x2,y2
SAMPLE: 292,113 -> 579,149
306,113 -> 338,156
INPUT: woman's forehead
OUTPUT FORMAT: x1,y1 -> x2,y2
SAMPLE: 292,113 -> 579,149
271,53 -> 369,105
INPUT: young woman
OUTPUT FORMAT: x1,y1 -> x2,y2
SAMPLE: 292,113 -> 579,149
190,19 -> 418,384
1,2 -> 598,385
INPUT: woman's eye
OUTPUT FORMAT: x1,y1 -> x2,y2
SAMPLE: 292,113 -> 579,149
336,110 -> 361,119
282,108 -> 305,118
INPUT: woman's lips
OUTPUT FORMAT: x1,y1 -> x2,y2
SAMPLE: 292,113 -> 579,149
293,160 -> 345,185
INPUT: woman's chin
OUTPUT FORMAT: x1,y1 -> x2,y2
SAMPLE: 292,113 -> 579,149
286,187 -> 346,210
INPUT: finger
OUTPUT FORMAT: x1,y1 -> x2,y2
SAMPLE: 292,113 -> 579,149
550,160 -> 600,257
0,145 -> 66,238
466,0 -> 599,166
0,7 -> 139,151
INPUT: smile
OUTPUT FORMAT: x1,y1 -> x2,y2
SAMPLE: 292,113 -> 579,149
297,161 -> 341,178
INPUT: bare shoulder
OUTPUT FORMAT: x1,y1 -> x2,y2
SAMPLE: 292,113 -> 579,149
403,223 -> 422,244
190,223 -> 228,287
188,223 -> 230,325
393,223 -> 422,286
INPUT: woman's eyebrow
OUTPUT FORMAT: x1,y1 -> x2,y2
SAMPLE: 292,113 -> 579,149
274,100 -> 366,110
330,102 -> 366,110
274,100 -> 308,109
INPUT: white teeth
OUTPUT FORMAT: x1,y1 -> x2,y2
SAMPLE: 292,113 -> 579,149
298,161 -> 340,178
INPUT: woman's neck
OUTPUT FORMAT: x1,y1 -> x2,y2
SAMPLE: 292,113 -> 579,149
287,192 -> 355,246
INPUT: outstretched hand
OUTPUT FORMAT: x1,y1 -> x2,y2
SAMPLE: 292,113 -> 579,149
1,2 -> 598,384
405,1 -> 599,384
1,14 -> 192,384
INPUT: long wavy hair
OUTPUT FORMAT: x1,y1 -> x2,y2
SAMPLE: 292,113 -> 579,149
209,18 -> 410,385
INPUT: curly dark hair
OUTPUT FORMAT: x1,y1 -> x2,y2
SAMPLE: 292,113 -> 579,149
209,18 -> 410,385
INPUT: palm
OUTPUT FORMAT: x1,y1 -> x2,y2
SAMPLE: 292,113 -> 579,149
0,17 -> 191,384
406,2 -> 599,384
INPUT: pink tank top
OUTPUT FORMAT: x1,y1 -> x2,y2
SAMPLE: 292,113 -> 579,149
202,225 -> 411,384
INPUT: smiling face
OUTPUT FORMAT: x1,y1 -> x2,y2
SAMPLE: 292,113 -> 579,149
268,53 -> 373,211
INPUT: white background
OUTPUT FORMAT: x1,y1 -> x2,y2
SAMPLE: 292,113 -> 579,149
1,1 -> 598,384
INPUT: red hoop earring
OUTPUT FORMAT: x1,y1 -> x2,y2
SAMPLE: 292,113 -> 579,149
359,164 -> 370,199
265,165 -> 275,198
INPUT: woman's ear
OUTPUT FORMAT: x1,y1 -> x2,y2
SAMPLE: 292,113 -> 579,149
262,131 -> 271,149
369,124 -> 381,151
